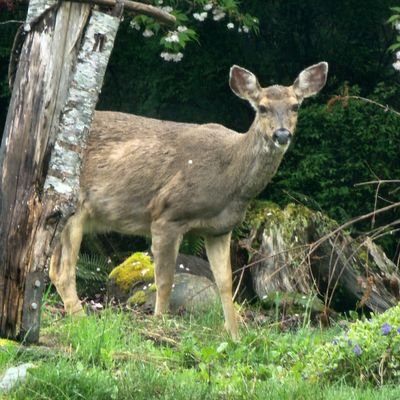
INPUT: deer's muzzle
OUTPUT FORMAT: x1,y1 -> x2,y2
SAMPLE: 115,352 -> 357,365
272,128 -> 292,146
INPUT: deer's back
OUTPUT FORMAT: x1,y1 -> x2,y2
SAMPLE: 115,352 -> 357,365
79,111 -> 245,235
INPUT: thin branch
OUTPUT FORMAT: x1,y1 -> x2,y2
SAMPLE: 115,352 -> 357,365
328,95 -> 400,117
66,0 -> 176,25
0,20 -> 24,25
310,201 -> 400,253
355,180 -> 400,187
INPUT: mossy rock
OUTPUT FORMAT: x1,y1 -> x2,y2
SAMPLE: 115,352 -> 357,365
107,252 -> 154,302
108,253 -> 218,314
108,252 -> 154,293
128,273 -> 218,314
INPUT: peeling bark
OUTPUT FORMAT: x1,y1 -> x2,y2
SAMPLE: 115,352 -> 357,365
0,3 -> 120,342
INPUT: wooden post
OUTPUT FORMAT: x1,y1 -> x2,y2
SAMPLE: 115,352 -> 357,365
0,1 -> 120,342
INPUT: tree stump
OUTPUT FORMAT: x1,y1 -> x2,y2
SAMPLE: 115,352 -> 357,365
243,201 -> 400,314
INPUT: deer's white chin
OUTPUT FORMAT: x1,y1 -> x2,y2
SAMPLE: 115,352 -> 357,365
272,139 -> 290,151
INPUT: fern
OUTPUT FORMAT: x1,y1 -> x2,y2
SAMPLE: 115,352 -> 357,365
180,235 -> 204,257
76,253 -> 113,297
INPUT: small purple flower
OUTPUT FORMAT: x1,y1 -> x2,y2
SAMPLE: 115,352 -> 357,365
353,344 -> 362,356
382,323 -> 392,336
347,339 -> 352,346
332,339 -> 339,345
397,327 -> 400,335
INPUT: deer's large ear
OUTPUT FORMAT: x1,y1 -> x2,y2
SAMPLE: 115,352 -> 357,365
293,62 -> 328,99
229,65 -> 261,108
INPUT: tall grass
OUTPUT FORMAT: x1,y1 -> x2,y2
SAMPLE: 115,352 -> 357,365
1,302 -> 399,399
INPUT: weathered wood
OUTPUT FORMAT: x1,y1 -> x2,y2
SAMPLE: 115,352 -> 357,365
21,10 -> 120,342
0,1 -> 92,341
244,202 -> 400,314
0,2 -> 120,342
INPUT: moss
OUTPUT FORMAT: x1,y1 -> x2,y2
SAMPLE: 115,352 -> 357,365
109,252 -> 154,293
245,200 -> 282,230
148,283 -> 157,292
0,338 -> 18,347
127,290 -> 147,306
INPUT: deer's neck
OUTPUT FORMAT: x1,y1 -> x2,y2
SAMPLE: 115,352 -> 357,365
235,122 -> 286,201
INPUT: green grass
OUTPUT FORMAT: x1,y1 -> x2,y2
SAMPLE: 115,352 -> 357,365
1,301 -> 400,399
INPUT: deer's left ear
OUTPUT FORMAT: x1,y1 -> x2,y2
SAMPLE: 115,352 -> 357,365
293,62 -> 328,99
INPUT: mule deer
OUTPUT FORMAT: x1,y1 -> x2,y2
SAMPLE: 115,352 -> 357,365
49,62 -> 328,339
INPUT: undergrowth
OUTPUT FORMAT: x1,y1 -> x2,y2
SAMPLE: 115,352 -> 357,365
1,301 -> 400,399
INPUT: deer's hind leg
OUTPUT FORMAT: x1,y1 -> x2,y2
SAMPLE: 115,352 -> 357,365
49,212 -> 85,316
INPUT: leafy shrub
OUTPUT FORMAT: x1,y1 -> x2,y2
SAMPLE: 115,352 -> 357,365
302,303 -> 400,385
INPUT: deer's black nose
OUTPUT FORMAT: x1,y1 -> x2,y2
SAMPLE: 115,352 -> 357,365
272,128 -> 292,145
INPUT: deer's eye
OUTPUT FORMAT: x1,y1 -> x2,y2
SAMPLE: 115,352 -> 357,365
291,103 -> 300,112
259,105 -> 270,114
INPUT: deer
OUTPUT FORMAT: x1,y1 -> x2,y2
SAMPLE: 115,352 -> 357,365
49,62 -> 328,340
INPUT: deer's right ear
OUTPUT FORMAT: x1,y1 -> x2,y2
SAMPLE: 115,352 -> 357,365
229,65 -> 261,108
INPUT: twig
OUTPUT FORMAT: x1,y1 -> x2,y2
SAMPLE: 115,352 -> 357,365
355,180 -> 400,187
329,95 -> 400,117
0,20 -> 24,25
310,201 -> 400,253
66,0 -> 176,24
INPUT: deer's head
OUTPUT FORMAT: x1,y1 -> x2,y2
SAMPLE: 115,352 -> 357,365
229,62 -> 328,149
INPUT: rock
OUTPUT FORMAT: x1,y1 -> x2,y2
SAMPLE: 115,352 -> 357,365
129,273 -> 219,313
107,252 -> 154,303
107,252 -> 218,313
0,363 -> 35,393
243,201 -> 400,313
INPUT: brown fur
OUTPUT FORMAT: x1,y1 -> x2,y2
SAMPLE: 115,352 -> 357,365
49,62 -> 328,339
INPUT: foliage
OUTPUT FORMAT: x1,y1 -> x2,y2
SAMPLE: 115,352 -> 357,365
303,303 -> 400,385
131,0 -> 259,62
76,253 -> 113,298
2,304 -> 400,399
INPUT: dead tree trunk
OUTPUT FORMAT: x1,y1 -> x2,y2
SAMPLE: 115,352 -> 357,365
0,1 -> 120,342
243,202 -> 400,314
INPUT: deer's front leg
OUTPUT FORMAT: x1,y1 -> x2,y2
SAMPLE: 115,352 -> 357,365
205,232 -> 239,340
151,222 -> 182,315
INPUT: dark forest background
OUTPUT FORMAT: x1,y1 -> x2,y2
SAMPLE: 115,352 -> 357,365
1,0 -> 399,259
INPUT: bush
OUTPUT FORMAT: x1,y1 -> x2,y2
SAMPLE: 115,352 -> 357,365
302,303 -> 400,385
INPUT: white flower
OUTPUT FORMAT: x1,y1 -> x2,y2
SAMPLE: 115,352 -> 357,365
396,51 -> 400,60
212,8 -> 226,21
177,25 -> 187,32
393,60 -> 400,71
396,22 -> 400,31
130,21 -> 140,31
243,25 -> 249,33
204,3 -> 213,11
161,5 -> 173,13
227,22 -> 234,29
193,12 -> 207,21
238,27 -> 242,33
160,52 -> 184,62
143,29 -> 154,38
172,52 -> 184,62
165,31 -> 180,43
